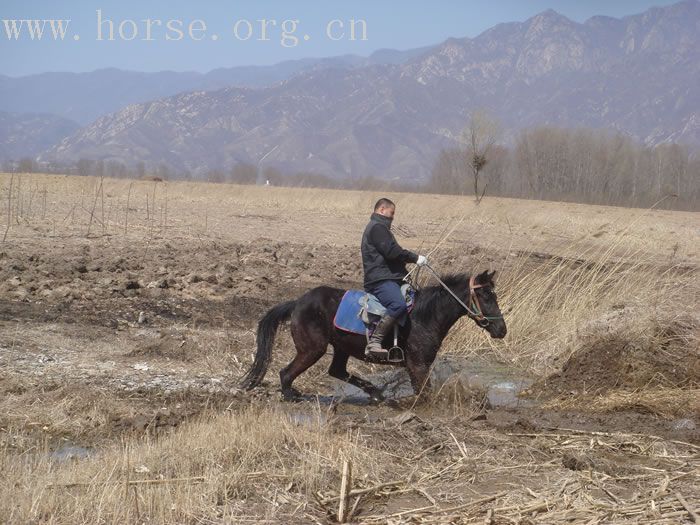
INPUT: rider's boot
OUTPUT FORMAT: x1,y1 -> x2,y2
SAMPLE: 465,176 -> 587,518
364,314 -> 397,359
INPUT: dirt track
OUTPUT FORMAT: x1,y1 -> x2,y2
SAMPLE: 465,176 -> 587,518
1,174 -> 698,523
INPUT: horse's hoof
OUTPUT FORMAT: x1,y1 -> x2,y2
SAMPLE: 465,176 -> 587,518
368,391 -> 385,405
282,388 -> 303,402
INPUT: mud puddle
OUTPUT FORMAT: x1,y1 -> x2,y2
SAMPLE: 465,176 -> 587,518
332,356 -> 533,407
50,444 -> 93,462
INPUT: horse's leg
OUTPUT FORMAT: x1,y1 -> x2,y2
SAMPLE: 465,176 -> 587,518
406,353 -> 432,401
280,318 -> 328,401
328,349 -> 384,404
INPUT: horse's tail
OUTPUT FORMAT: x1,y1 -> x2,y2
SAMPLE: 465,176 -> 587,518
240,300 -> 297,390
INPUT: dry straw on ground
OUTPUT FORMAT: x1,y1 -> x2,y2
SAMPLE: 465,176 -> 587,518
0,173 -> 698,523
4,405 -> 697,524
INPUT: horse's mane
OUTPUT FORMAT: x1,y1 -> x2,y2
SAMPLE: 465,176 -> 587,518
412,273 -> 469,323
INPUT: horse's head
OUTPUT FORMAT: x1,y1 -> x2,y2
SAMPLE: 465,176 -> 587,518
470,270 -> 507,339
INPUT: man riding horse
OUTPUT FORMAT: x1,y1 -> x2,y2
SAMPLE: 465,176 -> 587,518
240,198 -> 506,401
362,198 -> 428,358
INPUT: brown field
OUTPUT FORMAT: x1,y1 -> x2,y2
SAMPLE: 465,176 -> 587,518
0,173 -> 698,524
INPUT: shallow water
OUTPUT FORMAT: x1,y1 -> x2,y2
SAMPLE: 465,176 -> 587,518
333,355 -> 533,408
50,444 -> 92,461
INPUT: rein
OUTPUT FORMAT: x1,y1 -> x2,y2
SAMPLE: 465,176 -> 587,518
421,264 -> 503,326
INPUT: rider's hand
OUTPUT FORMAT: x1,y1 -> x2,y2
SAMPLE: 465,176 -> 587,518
417,255 -> 428,267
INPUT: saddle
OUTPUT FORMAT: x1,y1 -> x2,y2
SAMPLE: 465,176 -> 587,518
333,284 -> 415,337
359,283 -> 415,324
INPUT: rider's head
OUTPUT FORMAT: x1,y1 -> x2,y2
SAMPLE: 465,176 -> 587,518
374,198 -> 396,220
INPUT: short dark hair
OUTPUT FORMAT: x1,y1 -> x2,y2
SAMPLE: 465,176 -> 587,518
374,198 -> 395,211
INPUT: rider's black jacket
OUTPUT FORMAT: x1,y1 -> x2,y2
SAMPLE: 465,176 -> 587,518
361,213 -> 418,289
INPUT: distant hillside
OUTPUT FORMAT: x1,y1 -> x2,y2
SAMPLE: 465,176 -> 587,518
39,1 -> 700,181
0,47 -> 435,126
0,112 -> 79,161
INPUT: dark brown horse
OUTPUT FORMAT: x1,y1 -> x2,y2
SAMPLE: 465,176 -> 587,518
240,271 -> 506,402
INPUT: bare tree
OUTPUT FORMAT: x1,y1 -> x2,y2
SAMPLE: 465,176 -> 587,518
206,169 -> 225,183
230,163 -> 257,184
18,157 -> 37,173
156,164 -> 170,181
94,160 -> 105,179
135,161 -> 146,179
429,148 -> 468,194
462,111 -> 501,203
431,124 -> 698,211
77,158 -> 93,177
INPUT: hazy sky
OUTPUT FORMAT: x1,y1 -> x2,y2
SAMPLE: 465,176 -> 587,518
0,0 -> 682,77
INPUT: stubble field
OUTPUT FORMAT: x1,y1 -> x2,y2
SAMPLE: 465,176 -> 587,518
0,173 -> 698,524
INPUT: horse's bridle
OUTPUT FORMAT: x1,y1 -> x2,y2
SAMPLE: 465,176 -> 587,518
421,264 -> 503,328
468,275 -> 491,327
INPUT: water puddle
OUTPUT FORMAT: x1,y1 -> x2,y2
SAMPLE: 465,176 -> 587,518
333,355 -> 533,408
50,444 -> 93,461
287,411 -> 326,426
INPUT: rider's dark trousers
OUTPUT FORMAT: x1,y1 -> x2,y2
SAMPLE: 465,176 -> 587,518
366,279 -> 407,322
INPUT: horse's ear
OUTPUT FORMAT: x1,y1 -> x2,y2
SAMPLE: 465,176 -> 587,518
476,270 -> 489,283
489,270 -> 497,280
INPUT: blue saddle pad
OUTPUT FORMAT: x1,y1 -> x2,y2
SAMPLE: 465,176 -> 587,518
333,287 -> 415,336
334,290 -> 369,335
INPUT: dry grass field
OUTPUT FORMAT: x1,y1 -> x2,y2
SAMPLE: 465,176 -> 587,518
0,173 -> 698,524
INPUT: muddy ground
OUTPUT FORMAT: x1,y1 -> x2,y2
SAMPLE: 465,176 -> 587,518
0,177 -> 698,523
2,235 -> 696,444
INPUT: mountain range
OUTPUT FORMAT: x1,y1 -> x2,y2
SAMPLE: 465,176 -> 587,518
0,46 -> 434,125
4,1 -> 700,182
0,111 -> 79,161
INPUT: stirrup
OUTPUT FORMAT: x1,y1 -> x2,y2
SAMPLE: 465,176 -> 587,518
365,345 -> 404,363
387,346 -> 404,363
